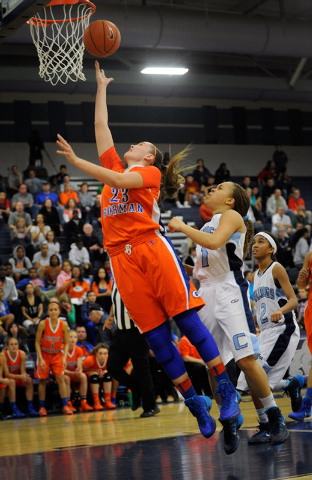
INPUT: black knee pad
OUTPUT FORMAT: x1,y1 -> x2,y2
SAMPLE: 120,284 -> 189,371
103,372 -> 112,383
89,374 -> 100,384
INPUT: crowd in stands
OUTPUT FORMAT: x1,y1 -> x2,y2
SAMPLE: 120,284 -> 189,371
0,144 -> 310,418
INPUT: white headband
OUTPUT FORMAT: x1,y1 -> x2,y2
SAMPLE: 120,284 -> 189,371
254,232 -> 277,254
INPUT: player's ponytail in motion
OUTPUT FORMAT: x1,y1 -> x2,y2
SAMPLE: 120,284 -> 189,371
149,144 -> 195,201
230,182 -> 254,259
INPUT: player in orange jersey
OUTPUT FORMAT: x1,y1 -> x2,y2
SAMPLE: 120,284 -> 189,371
64,330 -> 93,413
55,61 -> 242,446
0,352 -> 22,419
35,302 -> 72,416
82,343 -> 115,411
2,336 -> 37,416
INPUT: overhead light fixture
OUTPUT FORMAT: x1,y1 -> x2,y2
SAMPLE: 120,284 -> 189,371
141,67 -> 189,76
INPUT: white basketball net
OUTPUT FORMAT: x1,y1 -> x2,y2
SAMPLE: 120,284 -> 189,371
28,2 -> 95,86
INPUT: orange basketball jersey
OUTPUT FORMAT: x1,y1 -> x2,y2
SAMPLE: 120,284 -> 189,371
65,345 -> 83,372
40,318 -> 64,354
3,349 -> 22,375
83,354 -> 108,372
100,146 -> 162,252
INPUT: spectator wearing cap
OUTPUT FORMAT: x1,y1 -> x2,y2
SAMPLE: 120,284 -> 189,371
88,303 -> 114,346
105,283 -> 159,417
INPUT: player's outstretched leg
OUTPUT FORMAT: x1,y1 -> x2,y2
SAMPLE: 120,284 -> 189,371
267,406 -> 289,444
184,394 -> 216,438
284,375 -> 304,412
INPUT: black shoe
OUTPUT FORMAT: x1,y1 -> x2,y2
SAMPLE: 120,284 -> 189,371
248,421 -> 271,444
220,413 -> 243,455
131,391 -> 142,412
140,406 -> 161,418
267,407 -> 289,445
284,375 -> 304,412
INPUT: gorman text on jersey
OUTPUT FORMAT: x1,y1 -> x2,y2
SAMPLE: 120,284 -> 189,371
103,203 -> 144,218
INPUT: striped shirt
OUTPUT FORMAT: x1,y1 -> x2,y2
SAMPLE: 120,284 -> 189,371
112,282 -> 136,330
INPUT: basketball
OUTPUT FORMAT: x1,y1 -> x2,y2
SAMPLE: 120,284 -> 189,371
83,20 -> 121,58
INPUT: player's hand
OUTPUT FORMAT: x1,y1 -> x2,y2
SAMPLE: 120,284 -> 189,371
98,370 -> 104,378
76,368 -> 82,375
168,217 -> 185,233
298,267 -> 309,280
56,134 -> 79,165
95,60 -> 114,87
63,357 -> 67,368
104,317 -> 114,330
271,309 -> 283,323
40,358 -> 46,371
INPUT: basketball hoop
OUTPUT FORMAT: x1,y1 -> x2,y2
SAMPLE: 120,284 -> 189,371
28,0 -> 96,86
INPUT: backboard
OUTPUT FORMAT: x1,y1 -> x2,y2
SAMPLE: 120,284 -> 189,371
0,0 -> 51,40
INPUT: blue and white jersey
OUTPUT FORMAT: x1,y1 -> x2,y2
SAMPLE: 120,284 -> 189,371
193,213 -> 245,281
253,261 -> 296,332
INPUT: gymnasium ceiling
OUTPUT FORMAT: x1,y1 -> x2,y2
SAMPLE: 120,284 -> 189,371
2,0 -> 312,102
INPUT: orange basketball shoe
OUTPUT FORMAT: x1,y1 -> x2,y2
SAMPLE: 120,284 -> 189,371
80,399 -> 93,412
62,405 -> 73,415
39,407 -> 47,417
67,401 -> 77,413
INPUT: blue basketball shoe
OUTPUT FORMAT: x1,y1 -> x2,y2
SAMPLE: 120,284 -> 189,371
185,395 -> 216,438
288,397 -> 312,422
28,405 -> 39,417
220,413 -> 244,455
215,379 -> 241,422
248,421 -> 271,444
284,375 -> 304,412
11,407 -> 26,419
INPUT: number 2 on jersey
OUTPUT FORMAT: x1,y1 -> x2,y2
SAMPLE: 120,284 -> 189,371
260,303 -> 268,324
201,247 -> 209,267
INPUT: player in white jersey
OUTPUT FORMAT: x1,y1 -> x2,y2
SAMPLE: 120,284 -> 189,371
237,232 -> 303,444
169,181 -> 289,446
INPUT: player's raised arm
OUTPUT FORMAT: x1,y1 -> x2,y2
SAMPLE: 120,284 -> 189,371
94,61 -> 114,157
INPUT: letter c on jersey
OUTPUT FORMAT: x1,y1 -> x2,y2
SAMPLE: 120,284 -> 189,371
233,333 -> 248,350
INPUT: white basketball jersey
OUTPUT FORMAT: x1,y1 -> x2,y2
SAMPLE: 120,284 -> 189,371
253,261 -> 296,331
194,213 -> 245,281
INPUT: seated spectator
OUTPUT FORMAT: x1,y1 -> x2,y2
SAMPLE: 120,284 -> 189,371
246,188 -> 263,233
257,160 -> 276,185
59,174 -> 78,193
0,287 -> 14,333
292,228 -> 310,269
244,270 -> 254,301
276,171 -> 294,198
58,265 -> 89,313
87,303 -> 112,345
240,176 -> 252,190
177,335 -> 211,397
7,165 -> 22,198
261,177 -> 276,213
59,293 -> 76,329
293,205 -> 311,233
192,159 -> 210,187
273,145 -> 288,175
39,198 -> 62,237
81,290 -> 97,327
90,193 -> 102,229
76,325 -> 93,358
45,230 -> 60,257
8,201 -> 32,232
21,283 -> 43,330
65,209 -> 84,246
199,198 -> 213,226
10,217 -> 34,260
33,242 -> 51,277
91,267 -> 112,312
297,288 -> 308,329
81,223 -> 106,265
16,267 -> 47,294
45,255 -> 62,288
63,330 -> 93,413
250,186 -> 262,212
271,206 -> 292,236
56,259 -> 72,289
82,343 -> 116,410
56,164 -> 68,184
4,322 -> 29,353
59,182 -> 79,207
184,174 -> 201,206
25,168 -> 46,197
8,246 -> 33,283
63,198 -> 82,223
30,213 -> 51,252
277,227 -> 294,269
0,266 -> 18,306
288,188 -> 305,212
183,246 -> 197,266
266,188 -> 289,218
69,239 -> 91,273
0,191 -> 11,224
35,181 -> 61,211
11,184 -> 36,219
180,227 -> 198,260
215,162 -> 230,184
49,175 -> 60,195
78,183 -> 94,222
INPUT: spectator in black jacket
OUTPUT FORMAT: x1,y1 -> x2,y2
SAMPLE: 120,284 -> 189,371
65,209 -> 84,246
90,193 -> 102,229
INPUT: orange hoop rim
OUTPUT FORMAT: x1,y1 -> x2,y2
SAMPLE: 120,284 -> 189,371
27,0 -> 96,27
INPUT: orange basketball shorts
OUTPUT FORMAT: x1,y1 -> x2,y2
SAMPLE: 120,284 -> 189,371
304,302 -> 312,354
110,235 -> 205,333
15,379 -> 26,388
35,351 -> 64,379
0,382 -> 7,389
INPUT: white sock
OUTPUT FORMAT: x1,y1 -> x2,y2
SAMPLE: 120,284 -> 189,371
273,379 -> 289,391
256,408 -> 268,423
259,393 -> 276,411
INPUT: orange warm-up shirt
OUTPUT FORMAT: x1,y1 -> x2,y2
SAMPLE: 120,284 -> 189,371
99,146 -> 162,253
65,345 -> 83,372
91,280 -> 113,297
40,318 -> 64,354
3,349 -> 22,375
83,355 -> 108,372
64,281 -> 90,300
178,336 -> 202,360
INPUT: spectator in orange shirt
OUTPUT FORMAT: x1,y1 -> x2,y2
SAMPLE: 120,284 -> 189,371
184,174 -> 200,207
288,189 -> 305,212
178,336 -> 211,397
59,183 -> 79,207
199,198 -> 213,226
